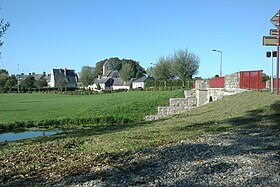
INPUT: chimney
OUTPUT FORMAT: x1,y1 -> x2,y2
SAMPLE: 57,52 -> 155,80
75,74 -> 78,83
43,71 -> 46,76
64,67 -> 67,76
32,72 -> 35,75
29,73 -> 31,75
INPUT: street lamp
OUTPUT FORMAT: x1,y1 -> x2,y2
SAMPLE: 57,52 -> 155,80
150,63 -> 157,90
212,49 -> 223,77
17,63 -> 20,93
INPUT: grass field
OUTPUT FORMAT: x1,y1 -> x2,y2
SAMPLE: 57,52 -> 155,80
0,91 -> 279,185
0,90 -> 184,130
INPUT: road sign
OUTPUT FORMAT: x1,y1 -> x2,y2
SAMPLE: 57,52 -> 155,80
270,29 -> 279,36
263,36 -> 279,46
270,11 -> 280,27
266,51 -> 277,57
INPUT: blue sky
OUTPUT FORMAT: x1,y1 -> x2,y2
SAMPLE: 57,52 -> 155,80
0,0 -> 279,78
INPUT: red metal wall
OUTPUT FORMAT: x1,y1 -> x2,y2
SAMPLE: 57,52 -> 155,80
239,70 -> 264,90
209,77 -> 224,88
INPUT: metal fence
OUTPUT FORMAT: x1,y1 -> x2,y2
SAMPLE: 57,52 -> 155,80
209,77 -> 225,88
239,70 -> 265,90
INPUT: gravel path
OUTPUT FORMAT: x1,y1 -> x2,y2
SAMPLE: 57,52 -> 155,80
54,127 -> 280,187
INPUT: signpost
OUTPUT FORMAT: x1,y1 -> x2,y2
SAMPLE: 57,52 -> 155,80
263,36 -> 278,46
266,51 -> 276,93
270,29 -> 279,36
263,10 -> 280,94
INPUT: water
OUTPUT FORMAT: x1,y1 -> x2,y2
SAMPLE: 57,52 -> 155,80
0,130 -> 61,143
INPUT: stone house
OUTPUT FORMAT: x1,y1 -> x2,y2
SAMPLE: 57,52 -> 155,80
19,72 -> 49,85
49,68 -> 78,88
88,61 -> 131,90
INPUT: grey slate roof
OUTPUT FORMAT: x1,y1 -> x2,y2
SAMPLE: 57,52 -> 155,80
134,75 -> 155,83
112,78 -> 131,86
33,74 -> 44,81
104,70 -> 120,78
94,77 -> 111,84
53,68 -> 78,88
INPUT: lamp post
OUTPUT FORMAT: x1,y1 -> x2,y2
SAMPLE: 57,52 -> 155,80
17,63 -> 20,93
150,63 -> 157,90
212,49 -> 223,77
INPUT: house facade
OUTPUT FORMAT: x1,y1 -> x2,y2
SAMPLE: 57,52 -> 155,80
132,75 -> 155,89
50,68 -> 78,88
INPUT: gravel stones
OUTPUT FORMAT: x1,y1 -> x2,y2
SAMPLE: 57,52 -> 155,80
55,127 -> 280,187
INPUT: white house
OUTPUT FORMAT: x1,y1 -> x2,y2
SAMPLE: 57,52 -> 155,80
132,75 -> 155,89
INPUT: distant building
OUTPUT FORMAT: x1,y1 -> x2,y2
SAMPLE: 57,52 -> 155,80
132,75 -> 155,89
19,72 -> 48,84
88,61 -> 131,90
50,68 -> 78,88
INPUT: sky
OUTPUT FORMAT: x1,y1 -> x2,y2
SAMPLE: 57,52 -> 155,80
0,0 -> 279,78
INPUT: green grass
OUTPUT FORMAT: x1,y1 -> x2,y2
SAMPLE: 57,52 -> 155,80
0,90 -> 184,130
0,91 -> 279,185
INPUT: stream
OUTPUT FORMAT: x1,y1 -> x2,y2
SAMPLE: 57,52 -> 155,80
0,130 -> 62,143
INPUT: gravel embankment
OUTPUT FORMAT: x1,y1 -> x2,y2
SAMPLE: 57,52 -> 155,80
53,127 -> 280,187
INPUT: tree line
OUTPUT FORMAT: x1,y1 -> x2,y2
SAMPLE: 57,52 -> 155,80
0,69 -> 48,92
80,49 -> 199,88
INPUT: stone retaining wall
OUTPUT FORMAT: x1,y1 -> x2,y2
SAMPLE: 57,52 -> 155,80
145,90 -> 197,121
145,72 -> 250,121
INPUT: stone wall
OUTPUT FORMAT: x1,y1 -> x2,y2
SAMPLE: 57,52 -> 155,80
224,72 -> 240,92
145,71 -> 250,121
194,79 -> 209,90
196,89 -> 208,106
145,91 -> 196,121
169,98 -> 196,107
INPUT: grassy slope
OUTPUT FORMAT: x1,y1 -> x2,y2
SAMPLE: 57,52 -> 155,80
0,90 -> 183,125
0,91 -> 279,184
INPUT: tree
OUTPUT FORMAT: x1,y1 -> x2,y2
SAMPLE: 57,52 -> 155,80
0,69 -> 8,88
0,69 -> 8,75
80,66 -> 95,86
135,70 -> 143,79
262,73 -> 270,82
171,49 -> 200,86
35,78 -> 47,91
146,66 -> 155,77
0,12 -> 10,55
93,57 -> 145,78
21,75 -> 35,91
5,75 -> 17,90
120,63 -> 134,82
57,77 -> 67,91
154,56 -> 173,87
93,59 -> 107,78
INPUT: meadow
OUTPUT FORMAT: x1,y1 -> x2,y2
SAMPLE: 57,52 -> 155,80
0,91 -> 279,185
0,90 -> 184,130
